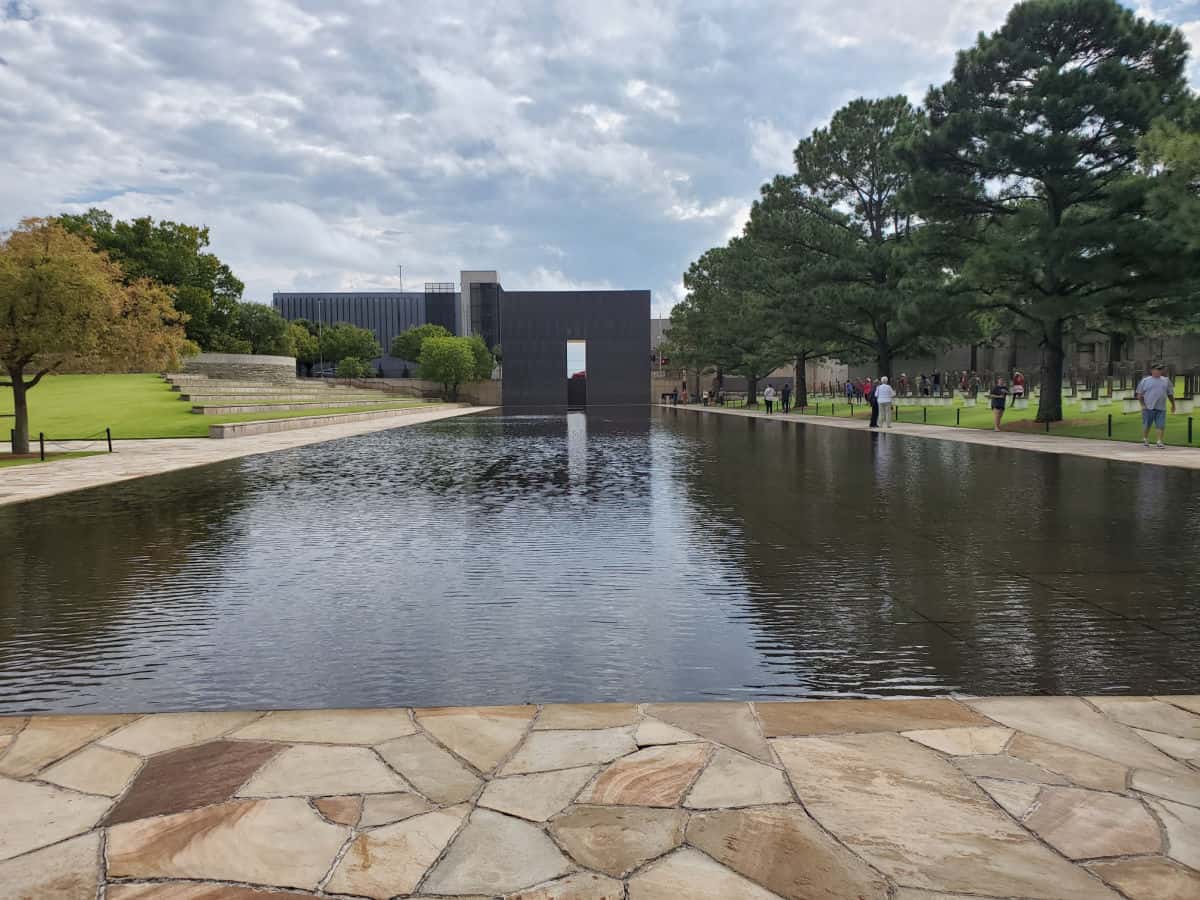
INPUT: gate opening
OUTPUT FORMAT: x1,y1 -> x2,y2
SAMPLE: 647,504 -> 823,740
567,340 -> 587,408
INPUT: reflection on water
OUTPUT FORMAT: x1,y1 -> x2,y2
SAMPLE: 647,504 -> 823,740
0,409 -> 1197,713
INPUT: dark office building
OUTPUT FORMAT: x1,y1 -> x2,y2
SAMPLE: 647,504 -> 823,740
274,274 -> 650,407
273,290 -> 449,376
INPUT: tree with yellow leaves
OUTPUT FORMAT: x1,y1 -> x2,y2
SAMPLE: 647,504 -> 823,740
0,218 -> 191,454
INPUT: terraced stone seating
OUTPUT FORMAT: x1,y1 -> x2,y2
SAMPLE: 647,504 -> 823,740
163,374 -> 412,415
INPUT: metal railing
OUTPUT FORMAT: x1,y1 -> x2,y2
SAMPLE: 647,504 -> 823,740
7,427 -> 113,461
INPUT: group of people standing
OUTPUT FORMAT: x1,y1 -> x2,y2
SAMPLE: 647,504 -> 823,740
761,383 -> 793,414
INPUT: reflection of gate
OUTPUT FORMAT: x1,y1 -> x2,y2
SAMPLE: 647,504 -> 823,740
567,376 -> 587,408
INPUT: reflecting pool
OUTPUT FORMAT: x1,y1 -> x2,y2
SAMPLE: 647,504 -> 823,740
1,409 -> 1197,713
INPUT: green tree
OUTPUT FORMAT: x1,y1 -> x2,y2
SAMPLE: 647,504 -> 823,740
0,219 -> 189,454
672,240 -> 790,404
230,302 -> 293,356
745,185 -> 855,407
418,336 -> 476,400
906,0 -> 1193,421
466,334 -> 495,381
320,323 -> 381,367
336,357 -> 372,378
58,209 -> 244,350
289,322 -> 320,376
390,323 -> 451,362
757,98 -> 966,380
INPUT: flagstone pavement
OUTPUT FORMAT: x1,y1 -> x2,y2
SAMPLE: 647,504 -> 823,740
2,697 -> 1199,899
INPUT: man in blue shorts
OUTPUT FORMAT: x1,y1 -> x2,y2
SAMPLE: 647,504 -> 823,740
1136,363 -> 1176,449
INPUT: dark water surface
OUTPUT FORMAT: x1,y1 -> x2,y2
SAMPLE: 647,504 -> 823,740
1,409 -> 1197,714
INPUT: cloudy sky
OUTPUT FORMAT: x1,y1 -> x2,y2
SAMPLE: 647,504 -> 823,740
2,1 -> 1198,316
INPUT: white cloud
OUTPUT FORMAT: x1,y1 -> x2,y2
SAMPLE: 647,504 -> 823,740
724,203 -> 752,241
1,0 -> 1196,313
513,267 -> 615,292
667,196 -> 741,222
624,79 -> 681,121
576,104 -> 627,135
748,119 -> 796,174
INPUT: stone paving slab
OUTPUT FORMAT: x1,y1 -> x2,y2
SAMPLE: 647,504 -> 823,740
0,405 -> 492,508
1,698 -> 1198,898
663,403 -> 1200,470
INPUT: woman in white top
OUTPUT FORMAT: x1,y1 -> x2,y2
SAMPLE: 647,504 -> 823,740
874,376 -> 896,428
763,385 -> 776,415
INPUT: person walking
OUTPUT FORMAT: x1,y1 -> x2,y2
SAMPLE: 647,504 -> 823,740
681,383 -> 689,405
781,382 -> 792,414
763,384 -> 776,414
865,378 -> 879,428
1010,371 -> 1025,407
989,377 -> 1009,431
845,381 -> 854,403
875,376 -> 896,428
1136,363 -> 1176,449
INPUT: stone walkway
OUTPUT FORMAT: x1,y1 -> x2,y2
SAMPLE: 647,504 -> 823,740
2,698 -> 1198,899
664,404 -> 1200,470
0,406 -> 492,508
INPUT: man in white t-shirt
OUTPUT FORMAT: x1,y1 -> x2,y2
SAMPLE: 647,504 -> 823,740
874,376 -> 896,428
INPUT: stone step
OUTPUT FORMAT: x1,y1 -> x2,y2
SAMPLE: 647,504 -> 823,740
192,399 -> 425,415
174,385 -> 359,395
167,379 -> 349,392
178,391 -> 386,403
209,403 -> 466,437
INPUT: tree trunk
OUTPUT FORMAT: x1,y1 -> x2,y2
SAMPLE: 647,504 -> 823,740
969,343 -> 978,371
795,354 -> 808,409
1036,320 -> 1066,423
876,346 -> 893,382
8,370 -> 30,455
1007,332 -> 1019,373
747,376 -> 758,406
1107,333 -> 1126,376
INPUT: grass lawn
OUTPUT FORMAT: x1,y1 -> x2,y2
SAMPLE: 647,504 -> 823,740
0,451 -> 104,468
0,374 -> 438,440
725,390 -> 1199,448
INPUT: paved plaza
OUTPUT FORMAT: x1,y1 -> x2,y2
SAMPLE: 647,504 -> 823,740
0,406 -> 492,508
664,404 -> 1200,470
1,697 -> 1198,899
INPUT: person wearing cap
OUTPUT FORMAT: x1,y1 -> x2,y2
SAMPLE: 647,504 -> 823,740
1136,363 -> 1176,449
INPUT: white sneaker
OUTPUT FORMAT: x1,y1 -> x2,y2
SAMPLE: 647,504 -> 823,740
1157,441 -> 1166,449
1143,439 -> 1151,447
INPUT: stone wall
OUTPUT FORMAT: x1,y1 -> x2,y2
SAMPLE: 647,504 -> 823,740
183,353 -> 298,384
336,377 -> 502,406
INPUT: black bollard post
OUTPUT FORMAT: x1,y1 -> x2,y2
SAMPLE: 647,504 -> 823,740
106,427 -> 113,453
1045,419 -> 1050,434
1190,417 -> 1194,444
1107,414 -> 1112,438
923,407 -> 927,424
39,432 -> 45,461
956,408 -> 961,426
